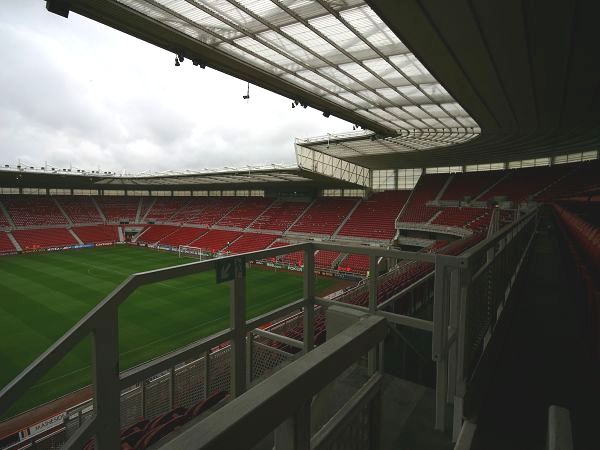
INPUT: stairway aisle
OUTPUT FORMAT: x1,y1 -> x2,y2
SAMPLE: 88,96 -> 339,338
472,209 -> 599,450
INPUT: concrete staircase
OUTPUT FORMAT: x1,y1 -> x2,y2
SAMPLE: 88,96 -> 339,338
6,232 -> 22,251
135,198 -> 144,223
52,197 -> 73,225
140,198 -> 156,223
332,198 -> 362,237
0,200 -> 15,228
68,228 -> 84,245
91,197 -> 107,223
283,199 -> 317,235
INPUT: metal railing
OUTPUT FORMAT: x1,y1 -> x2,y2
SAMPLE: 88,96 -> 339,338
0,241 -> 437,449
432,207 -> 539,440
0,208 -> 539,448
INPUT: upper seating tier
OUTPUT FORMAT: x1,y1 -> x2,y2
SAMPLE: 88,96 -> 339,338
56,196 -> 102,223
290,198 -> 358,235
2,195 -> 68,226
250,201 -> 310,231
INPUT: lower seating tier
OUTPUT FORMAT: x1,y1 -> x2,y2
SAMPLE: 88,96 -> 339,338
13,228 -> 77,250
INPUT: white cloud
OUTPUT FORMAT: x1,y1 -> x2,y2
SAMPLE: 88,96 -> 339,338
0,1 -> 352,173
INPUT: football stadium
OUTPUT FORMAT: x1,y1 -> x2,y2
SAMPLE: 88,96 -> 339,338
0,1 -> 599,450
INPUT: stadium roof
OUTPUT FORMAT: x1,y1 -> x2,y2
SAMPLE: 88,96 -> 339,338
0,164 -> 361,191
45,0 -> 600,170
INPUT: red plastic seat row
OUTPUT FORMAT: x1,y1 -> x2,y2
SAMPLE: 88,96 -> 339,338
56,196 -> 103,223
12,228 -> 77,250
191,229 -> 242,253
225,233 -> 277,254
338,191 -> 410,240
2,195 -> 68,226
137,225 -> 179,244
72,225 -> 119,244
0,232 -> 16,253
250,201 -> 310,231
290,198 -> 358,235
95,197 -> 140,222
216,198 -> 274,228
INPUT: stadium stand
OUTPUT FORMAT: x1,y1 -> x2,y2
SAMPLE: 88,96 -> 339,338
2,195 -> 68,226
0,209 -> 10,228
170,197 -> 239,226
95,197 -> 140,222
338,253 -> 371,275
157,226 -> 207,247
0,232 -> 16,253
314,250 -> 341,270
397,174 -> 449,223
441,171 -> 506,201
136,225 -> 178,244
55,196 -> 103,223
536,160 -> 600,201
290,198 -> 358,235
12,228 -> 77,250
431,207 -> 491,228
142,197 -> 189,222
72,225 -> 119,244
480,165 -> 570,202
249,200 -> 310,232
217,198 -> 273,228
224,232 -> 277,254
190,229 -> 242,253
337,191 -> 410,240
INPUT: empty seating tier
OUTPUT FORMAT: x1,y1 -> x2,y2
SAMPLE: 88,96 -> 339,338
431,207 -> 490,228
137,225 -> 179,244
398,174 -> 449,223
480,165 -> 570,202
0,232 -> 16,253
338,254 -> 370,275
338,191 -> 410,240
225,233 -> 277,254
2,195 -> 67,226
250,201 -> 310,231
12,228 -> 77,250
217,198 -> 274,228
96,197 -> 140,222
191,229 -> 242,253
0,209 -> 10,228
159,227 -> 207,247
143,198 -> 190,222
441,171 -> 505,201
72,225 -> 119,244
56,196 -> 102,223
170,198 -> 239,226
315,250 -> 341,269
290,198 -> 358,235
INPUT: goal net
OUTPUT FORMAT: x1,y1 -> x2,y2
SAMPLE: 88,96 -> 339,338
178,245 -> 206,260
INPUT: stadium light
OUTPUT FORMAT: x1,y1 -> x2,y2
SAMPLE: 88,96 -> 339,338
323,112 -> 330,118
174,56 -> 180,67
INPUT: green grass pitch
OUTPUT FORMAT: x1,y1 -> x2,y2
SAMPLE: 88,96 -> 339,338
0,245 -> 337,418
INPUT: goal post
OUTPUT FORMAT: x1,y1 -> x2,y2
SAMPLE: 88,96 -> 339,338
178,245 -> 206,260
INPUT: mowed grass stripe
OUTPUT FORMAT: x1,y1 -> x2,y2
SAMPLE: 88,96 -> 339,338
0,246 -> 334,418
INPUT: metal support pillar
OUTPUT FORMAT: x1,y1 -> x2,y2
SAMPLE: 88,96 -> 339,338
92,306 -> 121,450
368,255 -> 378,375
229,257 -> 246,398
432,257 -> 449,431
303,248 -> 315,354
203,350 -> 210,399
274,401 -> 311,450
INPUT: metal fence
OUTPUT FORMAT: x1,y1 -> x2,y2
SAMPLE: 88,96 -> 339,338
0,211 -> 538,448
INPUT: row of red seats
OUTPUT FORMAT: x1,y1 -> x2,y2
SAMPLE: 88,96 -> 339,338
338,191 -> 410,240
216,198 -> 273,228
84,391 -> 227,450
0,211 -> 9,227
0,232 -> 16,253
142,197 -> 183,222
137,225 -> 179,244
338,253 -> 371,275
171,198 -> 239,226
315,250 -> 341,269
95,197 -> 139,222
2,195 -> 67,226
159,227 -> 207,247
537,160 -> 600,201
56,196 -> 102,223
12,228 -> 77,250
398,174 -> 449,223
290,198 -> 358,235
553,204 -> 600,271
191,229 -> 242,253
250,201 -> 310,231
72,225 -> 119,244
225,233 -> 277,254
432,207 -> 490,227
441,171 -> 505,201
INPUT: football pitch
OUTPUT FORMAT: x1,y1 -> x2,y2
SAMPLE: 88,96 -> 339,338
0,245 -> 337,418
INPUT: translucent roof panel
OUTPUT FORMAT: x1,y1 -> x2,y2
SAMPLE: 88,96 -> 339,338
114,0 -> 478,135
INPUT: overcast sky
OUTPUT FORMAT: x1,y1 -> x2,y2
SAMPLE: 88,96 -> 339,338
0,1 -> 352,173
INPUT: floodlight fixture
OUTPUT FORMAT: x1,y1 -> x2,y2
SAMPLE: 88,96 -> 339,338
174,56 -> 180,67
177,54 -> 184,63
323,112 -> 330,118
